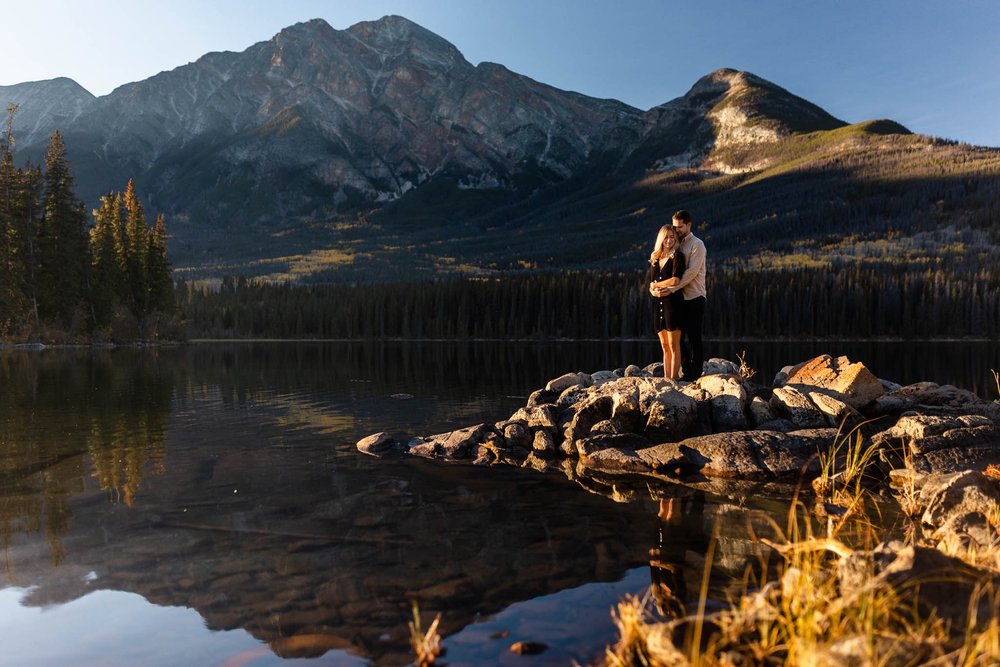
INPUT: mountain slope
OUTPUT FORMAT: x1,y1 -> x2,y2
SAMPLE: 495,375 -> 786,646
2,15 -> 996,283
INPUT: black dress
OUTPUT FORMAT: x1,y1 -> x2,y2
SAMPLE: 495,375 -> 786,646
648,251 -> 686,332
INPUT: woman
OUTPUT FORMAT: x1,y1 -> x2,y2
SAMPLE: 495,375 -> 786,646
648,224 -> 685,379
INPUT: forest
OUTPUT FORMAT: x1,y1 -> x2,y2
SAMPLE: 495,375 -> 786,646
0,105 -> 174,341
177,263 -> 1000,341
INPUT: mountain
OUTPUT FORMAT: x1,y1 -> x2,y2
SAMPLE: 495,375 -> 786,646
3,15 -> 998,281
0,77 -> 95,146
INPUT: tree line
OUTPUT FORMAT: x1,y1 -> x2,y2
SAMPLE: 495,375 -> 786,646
177,263 -> 1000,340
0,105 -> 174,341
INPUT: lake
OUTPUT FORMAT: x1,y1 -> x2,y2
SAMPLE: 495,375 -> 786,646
0,340 -> 997,666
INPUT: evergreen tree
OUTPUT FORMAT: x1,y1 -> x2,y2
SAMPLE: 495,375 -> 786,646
145,214 -> 173,314
88,194 -> 120,326
122,180 -> 148,317
0,104 -> 25,331
39,130 -> 88,327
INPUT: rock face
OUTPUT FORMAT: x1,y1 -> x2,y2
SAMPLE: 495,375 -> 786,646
3,17 -> 856,274
356,354 -> 1000,493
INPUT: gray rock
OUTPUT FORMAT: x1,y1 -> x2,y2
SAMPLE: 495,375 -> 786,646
527,388 -> 557,407
532,429 -> 556,456
560,394 -> 613,454
356,432 -> 400,456
576,433 -> 652,457
837,540 -> 998,630
638,428 -> 837,479
912,445 -> 1000,475
503,422 -> 532,451
580,446 -> 652,473
624,364 -> 650,378
755,418 -> 796,433
770,385 -> 827,429
702,358 -> 739,376
555,384 -> 589,408
545,371 -> 592,393
611,382 -> 643,432
644,362 -> 665,376
807,391 -> 864,430
693,374 -> 750,431
590,370 -> 619,386
424,423 -> 494,459
642,387 -> 698,443
590,418 -> 627,435
749,396 -> 776,427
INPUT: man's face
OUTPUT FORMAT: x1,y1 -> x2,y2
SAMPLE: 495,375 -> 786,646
672,220 -> 690,240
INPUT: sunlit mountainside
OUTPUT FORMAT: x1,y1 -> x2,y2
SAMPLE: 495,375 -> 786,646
2,15 -> 998,282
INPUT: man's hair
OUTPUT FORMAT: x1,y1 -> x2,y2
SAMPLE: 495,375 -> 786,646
672,210 -> 692,225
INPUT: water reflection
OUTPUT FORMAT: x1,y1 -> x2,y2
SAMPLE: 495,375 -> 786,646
0,341 -> 991,665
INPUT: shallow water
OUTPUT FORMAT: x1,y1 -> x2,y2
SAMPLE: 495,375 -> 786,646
0,341 -> 995,665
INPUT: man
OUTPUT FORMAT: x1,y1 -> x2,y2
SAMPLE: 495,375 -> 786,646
668,210 -> 707,380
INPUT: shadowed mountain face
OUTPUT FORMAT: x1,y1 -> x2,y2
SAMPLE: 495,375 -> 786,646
5,15 -> 997,281
4,19 -> 850,229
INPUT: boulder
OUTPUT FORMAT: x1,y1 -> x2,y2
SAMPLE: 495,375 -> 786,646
545,371 -> 592,393
807,391 -> 864,430
837,541 -> 999,630
590,419 -> 627,435
702,358 -> 739,376
556,384 -> 589,408
624,364 -> 651,378
503,422 -> 532,451
781,354 -> 884,408
560,394 -> 613,454
642,387 -> 698,443
913,445 -> 1000,475
693,374 -> 750,431
770,385 -> 827,429
356,432 -> 400,456
876,414 -> 999,456
638,428 -> 837,479
590,370 -> 619,387
748,396 -> 776,427
532,430 -> 557,456
911,471 -> 1000,551
611,382 -> 643,433
580,446 -> 652,473
423,423 -> 494,459
644,362 -> 665,376
576,433 -> 652,457
511,405 -> 560,431
526,388 -> 557,407
875,382 -> 1000,421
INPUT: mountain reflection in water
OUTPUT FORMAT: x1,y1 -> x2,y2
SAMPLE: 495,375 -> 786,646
0,341 -> 994,665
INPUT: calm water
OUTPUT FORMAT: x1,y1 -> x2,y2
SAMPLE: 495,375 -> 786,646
0,341 -> 996,666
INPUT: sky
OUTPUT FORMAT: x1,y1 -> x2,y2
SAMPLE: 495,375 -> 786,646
3,0 -> 999,146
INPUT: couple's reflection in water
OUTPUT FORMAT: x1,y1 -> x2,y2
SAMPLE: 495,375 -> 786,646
649,488 -> 708,619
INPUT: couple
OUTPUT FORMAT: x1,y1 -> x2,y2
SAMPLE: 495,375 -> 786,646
647,210 -> 707,381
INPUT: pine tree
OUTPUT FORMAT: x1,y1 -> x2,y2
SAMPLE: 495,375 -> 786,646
0,104 -> 26,331
122,180 -> 148,317
145,214 -> 173,314
39,130 -> 88,327
88,194 -> 120,326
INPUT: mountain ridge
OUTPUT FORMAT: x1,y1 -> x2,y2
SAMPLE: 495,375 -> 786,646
5,15 -> 995,284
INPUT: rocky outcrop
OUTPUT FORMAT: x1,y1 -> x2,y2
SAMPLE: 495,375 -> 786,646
357,354 -> 1000,496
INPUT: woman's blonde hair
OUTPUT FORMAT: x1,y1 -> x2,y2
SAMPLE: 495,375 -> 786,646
651,224 -> 679,264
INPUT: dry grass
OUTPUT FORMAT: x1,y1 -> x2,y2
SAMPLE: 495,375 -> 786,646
408,603 -> 443,666
604,434 -> 1000,666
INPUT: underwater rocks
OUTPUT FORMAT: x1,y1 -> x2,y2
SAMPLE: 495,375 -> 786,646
356,354 -> 1000,494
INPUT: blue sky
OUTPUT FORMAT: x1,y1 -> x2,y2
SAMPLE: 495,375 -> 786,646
4,0 -> 999,146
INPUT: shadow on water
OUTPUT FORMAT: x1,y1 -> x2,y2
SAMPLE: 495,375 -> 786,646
0,340 -> 992,665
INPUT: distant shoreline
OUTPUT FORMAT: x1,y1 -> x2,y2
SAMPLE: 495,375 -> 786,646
2,336 -> 997,350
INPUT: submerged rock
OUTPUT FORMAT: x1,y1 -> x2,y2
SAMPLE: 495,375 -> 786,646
355,432 -> 401,456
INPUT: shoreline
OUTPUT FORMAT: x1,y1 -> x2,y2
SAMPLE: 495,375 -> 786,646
4,336 -> 996,349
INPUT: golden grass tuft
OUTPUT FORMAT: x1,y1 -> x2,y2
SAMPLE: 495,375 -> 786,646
408,603 -> 443,666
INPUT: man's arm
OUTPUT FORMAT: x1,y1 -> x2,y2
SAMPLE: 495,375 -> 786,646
669,239 -> 705,291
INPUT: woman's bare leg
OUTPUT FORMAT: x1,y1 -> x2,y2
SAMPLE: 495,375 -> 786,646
667,329 -> 683,380
657,330 -> 671,378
